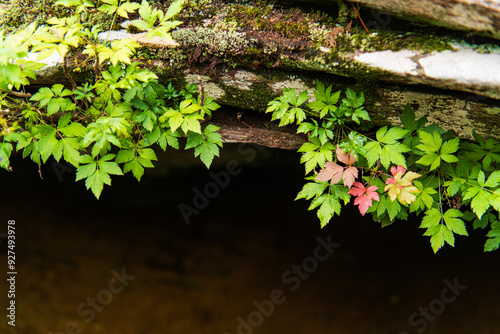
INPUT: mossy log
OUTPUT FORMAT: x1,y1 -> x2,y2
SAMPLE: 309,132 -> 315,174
6,0 -> 500,149
19,57 -> 500,149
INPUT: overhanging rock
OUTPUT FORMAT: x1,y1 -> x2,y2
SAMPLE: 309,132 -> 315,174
328,0 -> 500,40
11,0 -> 500,147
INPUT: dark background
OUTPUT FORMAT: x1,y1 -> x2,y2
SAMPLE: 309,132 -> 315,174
0,144 -> 499,334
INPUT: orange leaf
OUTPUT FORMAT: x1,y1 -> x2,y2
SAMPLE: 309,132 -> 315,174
316,161 -> 344,185
336,146 -> 356,166
342,166 -> 359,188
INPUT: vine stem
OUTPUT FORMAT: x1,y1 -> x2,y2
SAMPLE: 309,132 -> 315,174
8,91 -> 32,98
351,3 -> 370,34
105,1 -> 121,43
63,53 -> 77,92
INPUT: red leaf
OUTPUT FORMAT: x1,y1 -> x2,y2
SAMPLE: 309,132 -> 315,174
348,182 -> 366,196
342,166 -> 358,188
336,146 -> 356,166
390,165 -> 406,177
316,161 -> 344,184
348,182 -> 380,216
366,185 -> 380,201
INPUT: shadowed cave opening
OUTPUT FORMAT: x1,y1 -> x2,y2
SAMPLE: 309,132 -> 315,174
0,144 -> 499,334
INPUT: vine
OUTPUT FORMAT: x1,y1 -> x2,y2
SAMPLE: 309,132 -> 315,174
266,81 -> 500,253
0,0 -> 222,199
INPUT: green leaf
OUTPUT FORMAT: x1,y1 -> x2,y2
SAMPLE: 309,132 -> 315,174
30,87 -> 54,107
193,140 -> 219,168
144,125 -> 180,150
117,1 -> 140,18
416,130 -> 442,153
489,189 -> 500,212
416,152 -> 440,170
352,107 -> 370,124
164,0 -> 184,20
364,141 -> 381,167
203,124 -> 222,145
377,126 -> 408,144
136,109 -> 157,132
266,87 -> 308,126
485,170 -> 500,188
420,208 -> 455,253
137,0 -> 154,24
58,122 -> 86,137
420,208 -> 443,228
1,63 -> 26,89
295,181 -> 328,200
485,220 -> 500,252
60,137 -> 81,167
298,140 -> 334,174
443,209 -> 468,236
470,190 -> 491,220
0,142 -> 13,170
426,224 -> 454,253
76,156 -> 97,180
440,137 -> 459,155
164,110 -> 183,133
115,149 -> 135,163
99,159 -> 123,176
364,126 -> 410,168
316,194 -> 341,228
85,170 -> 106,199
400,103 -> 416,131
35,132 -> 58,163
76,155 -> 123,198
183,113 -> 203,134
185,128 -> 223,168
385,196 -> 401,220
409,181 -> 437,212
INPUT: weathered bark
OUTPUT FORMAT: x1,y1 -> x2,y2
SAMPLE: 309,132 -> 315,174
21,57 -> 500,145
217,126 -> 306,150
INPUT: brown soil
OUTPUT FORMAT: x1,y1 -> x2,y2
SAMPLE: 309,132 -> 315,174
0,146 -> 499,334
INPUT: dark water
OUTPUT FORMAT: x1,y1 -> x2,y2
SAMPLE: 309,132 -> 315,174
0,144 -> 499,334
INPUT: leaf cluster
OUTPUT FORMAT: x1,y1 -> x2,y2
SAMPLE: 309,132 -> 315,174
270,81 -> 500,253
0,0 -> 223,199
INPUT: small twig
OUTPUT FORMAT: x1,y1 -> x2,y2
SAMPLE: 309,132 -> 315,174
351,3 -> 370,34
38,164 -> 43,180
237,112 -> 252,128
63,53 -> 77,92
8,91 -> 32,98
93,54 -> 101,82
197,75 -> 205,106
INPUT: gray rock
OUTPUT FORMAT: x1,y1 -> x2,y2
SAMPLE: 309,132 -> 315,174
419,49 -> 500,86
328,0 -> 500,40
97,30 -> 133,42
354,48 -> 500,99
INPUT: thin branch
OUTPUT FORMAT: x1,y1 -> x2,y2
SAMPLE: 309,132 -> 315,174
197,75 -> 205,106
351,3 -> 370,34
8,91 -> 32,98
93,54 -> 101,82
63,53 -> 78,92
38,163 -> 43,180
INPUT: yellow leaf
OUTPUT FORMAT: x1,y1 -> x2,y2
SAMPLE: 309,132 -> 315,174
397,185 -> 419,205
384,183 -> 400,202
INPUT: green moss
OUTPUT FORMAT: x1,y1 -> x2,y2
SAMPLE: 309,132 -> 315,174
331,25 -> 453,57
0,0 -> 118,32
220,80 -> 279,112
224,3 -> 319,40
486,107 -> 500,115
